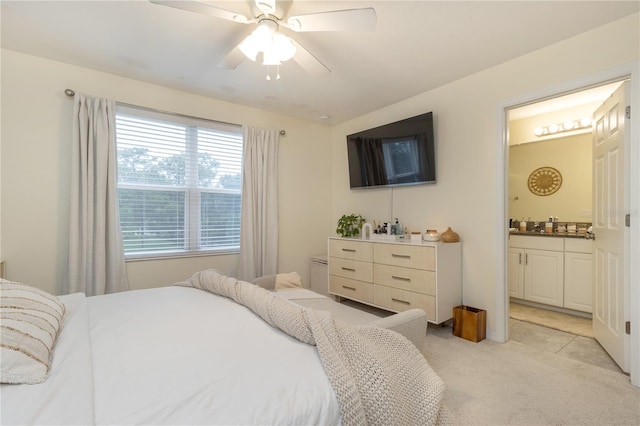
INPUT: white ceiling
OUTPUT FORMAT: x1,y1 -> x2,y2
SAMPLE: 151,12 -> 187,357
509,81 -> 626,121
2,1 -> 638,124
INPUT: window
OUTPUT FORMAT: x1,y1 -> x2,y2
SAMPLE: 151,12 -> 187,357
382,138 -> 420,182
115,106 -> 243,257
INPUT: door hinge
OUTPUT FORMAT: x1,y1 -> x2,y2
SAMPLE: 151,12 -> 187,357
626,321 -> 631,335
626,105 -> 631,120
626,213 -> 631,227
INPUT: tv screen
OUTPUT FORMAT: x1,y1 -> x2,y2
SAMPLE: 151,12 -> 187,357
346,112 -> 435,189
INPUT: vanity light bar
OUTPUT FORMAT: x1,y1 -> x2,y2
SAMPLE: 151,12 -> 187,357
534,118 -> 592,137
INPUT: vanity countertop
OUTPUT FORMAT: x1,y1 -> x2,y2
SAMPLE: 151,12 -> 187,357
509,230 -> 592,239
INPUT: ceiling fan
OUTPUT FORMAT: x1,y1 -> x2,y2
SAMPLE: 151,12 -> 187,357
150,0 -> 376,77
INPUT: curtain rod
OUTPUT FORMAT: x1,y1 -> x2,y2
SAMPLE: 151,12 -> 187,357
64,88 -> 286,136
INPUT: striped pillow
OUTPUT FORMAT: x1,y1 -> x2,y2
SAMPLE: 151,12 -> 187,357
1,279 -> 66,384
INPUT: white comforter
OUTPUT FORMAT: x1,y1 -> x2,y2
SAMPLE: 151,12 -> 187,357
1,286 -> 341,425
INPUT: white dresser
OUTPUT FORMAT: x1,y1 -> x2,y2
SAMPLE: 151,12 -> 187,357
328,237 -> 461,324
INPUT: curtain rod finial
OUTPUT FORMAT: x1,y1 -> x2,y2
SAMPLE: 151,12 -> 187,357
279,130 -> 286,136
64,89 -> 75,97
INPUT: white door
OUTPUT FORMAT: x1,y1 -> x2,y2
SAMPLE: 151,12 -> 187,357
592,81 -> 630,372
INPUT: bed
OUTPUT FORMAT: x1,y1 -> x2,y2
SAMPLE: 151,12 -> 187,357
1,270 -> 450,425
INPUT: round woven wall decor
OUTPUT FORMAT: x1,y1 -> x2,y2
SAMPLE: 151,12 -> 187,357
527,167 -> 562,196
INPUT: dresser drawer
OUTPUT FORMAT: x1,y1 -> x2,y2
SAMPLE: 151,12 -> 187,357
373,264 -> 436,295
373,285 -> 436,322
329,239 -> 373,262
329,257 -> 373,282
374,244 -> 435,270
329,276 -> 374,303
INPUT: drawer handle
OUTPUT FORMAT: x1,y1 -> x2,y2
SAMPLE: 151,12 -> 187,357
391,275 -> 411,282
341,267 -> 356,272
391,298 -> 411,305
342,248 -> 356,252
392,254 -> 411,259
342,285 -> 356,291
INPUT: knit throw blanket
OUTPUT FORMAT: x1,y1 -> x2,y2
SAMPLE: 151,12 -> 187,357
176,269 -> 451,426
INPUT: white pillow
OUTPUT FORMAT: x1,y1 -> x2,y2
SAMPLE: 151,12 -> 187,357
1,279 -> 66,384
275,272 -> 303,290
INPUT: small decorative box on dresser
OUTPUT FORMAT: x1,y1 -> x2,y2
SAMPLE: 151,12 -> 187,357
328,237 -> 462,324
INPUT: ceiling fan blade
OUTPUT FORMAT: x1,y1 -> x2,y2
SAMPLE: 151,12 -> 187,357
290,39 -> 331,77
217,45 -> 246,69
286,8 -> 376,32
149,0 -> 253,24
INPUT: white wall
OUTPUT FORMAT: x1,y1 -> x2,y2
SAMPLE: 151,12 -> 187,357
0,49 -> 333,295
331,13 -> 639,340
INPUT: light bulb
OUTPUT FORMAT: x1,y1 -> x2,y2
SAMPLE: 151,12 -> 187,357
239,34 -> 259,61
262,45 -> 282,66
548,124 -> 559,133
534,127 -> 544,136
563,120 -> 575,131
273,33 -> 296,61
252,24 -> 274,51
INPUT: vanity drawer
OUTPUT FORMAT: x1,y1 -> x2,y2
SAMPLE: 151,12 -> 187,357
329,239 -> 373,262
509,235 -> 563,251
329,276 -> 373,303
374,244 -> 435,270
373,285 -> 436,321
329,257 -> 373,282
373,264 -> 436,295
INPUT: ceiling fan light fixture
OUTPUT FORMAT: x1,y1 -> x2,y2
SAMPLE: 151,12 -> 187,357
273,33 -> 296,61
239,19 -> 296,67
239,21 -> 276,61
262,46 -> 282,66
239,35 -> 260,61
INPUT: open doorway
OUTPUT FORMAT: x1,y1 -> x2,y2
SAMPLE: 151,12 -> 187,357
505,79 -> 628,373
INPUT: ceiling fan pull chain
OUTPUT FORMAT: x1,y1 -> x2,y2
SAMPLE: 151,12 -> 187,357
266,66 -> 271,81
276,64 -> 281,80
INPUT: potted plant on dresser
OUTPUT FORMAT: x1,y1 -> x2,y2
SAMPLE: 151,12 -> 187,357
336,214 -> 365,237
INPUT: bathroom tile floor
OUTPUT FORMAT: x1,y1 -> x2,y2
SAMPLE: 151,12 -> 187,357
509,304 -> 622,374
509,302 -> 593,337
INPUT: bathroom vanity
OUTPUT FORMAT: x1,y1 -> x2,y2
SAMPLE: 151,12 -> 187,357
508,234 -> 592,313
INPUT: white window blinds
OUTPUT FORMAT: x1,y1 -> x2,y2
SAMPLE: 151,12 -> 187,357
115,106 -> 243,257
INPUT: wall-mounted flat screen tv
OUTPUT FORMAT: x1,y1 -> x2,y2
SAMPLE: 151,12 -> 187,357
346,112 -> 436,189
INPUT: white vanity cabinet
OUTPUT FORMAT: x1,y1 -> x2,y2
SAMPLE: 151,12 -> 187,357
328,237 -> 461,324
509,236 -> 564,307
507,248 -> 525,298
564,239 -> 593,313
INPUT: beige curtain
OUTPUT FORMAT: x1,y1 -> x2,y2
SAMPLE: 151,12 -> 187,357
64,94 -> 129,296
237,126 -> 279,281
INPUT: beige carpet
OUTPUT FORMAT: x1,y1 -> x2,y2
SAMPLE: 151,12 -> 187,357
509,302 -> 593,338
423,324 -> 640,425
